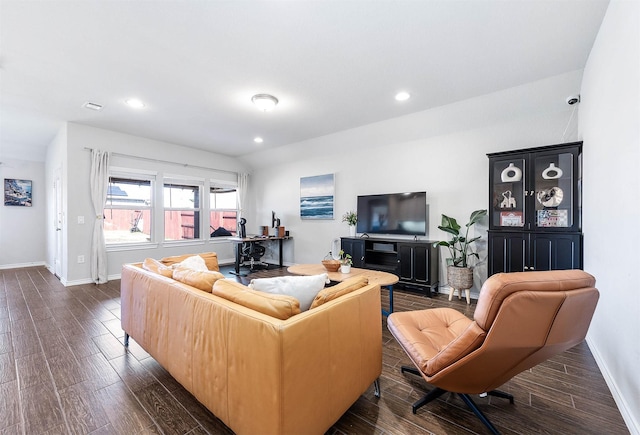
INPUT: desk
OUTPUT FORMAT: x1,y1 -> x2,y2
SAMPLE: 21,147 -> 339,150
229,236 -> 292,275
287,264 -> 399,316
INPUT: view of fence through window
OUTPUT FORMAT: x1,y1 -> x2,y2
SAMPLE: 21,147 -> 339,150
210,187 -> 238,237
103,177 -> 238,244
104,178 -> 152,244
164,183 -> 201,241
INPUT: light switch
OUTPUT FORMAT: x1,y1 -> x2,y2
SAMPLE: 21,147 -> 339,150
78,216 -> 84,224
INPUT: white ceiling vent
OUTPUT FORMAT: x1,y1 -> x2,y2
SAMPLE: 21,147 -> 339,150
83,101 -> 103,111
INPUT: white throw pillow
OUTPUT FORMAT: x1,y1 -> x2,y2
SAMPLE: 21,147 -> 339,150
249,274 -> 328,311
173,255 -> 208,271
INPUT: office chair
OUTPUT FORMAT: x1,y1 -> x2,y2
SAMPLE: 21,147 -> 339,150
238,218 -> 268,271
241,242 -> 268,271
387,270 -> 599,435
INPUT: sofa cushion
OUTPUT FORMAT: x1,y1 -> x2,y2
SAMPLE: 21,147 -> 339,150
310,275 -> 369,309
248,274 -> 328,311
142,258 -> 174,278
174,255 -> 208,271
212,279 -> 301,320
172,267 -> 226,292
160,252 -> 220,271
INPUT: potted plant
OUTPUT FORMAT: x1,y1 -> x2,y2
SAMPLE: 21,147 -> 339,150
433,209 -> 487,298
338,250 -> 353,273
342,211 -> 358,237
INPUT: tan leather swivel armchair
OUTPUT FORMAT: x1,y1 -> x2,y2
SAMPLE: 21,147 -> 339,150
387,270 -> 599,434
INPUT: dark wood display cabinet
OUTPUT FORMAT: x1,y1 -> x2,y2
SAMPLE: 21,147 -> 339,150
341,237 -> 439,296
487,142 -> 583,275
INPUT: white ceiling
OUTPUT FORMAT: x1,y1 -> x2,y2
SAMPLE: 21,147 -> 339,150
0,0 -> 609,159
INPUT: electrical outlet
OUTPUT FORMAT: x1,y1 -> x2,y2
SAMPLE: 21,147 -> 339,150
77,216 -> 85,224
77,255 -> 85,264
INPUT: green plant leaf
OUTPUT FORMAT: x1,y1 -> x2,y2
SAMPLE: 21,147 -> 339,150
433,241 -> 451,247
466,209 -> 488,227
440,215 -> 461,233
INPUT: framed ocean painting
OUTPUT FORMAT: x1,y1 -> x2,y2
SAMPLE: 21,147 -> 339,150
4,178 -> 32,207
300,174 -> 334,219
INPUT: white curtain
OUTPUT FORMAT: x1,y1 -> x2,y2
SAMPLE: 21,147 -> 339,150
237,172 -> 248,220
90,149 -> 110,284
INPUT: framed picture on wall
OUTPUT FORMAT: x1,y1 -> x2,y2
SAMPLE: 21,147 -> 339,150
300,173 -> 334,219
4,178 -> 32,207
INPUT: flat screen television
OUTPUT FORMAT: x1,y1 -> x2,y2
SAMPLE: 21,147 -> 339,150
356,191 -> 427,236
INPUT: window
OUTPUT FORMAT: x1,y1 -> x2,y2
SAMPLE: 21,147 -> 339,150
104,176 -> 153,245
164,182 -> 201,240
210,186 -> 238,237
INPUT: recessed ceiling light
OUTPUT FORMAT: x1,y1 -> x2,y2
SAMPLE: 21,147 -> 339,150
251,94 -> 278,111
83,101 -> 103,111
395,91 -> 411,101
125,98 -> 145,109
254,137 -> 264,143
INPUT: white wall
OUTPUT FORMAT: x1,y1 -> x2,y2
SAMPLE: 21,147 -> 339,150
241,70 -> 583,295
51,123 -> 251,284
579,0 -> 640,432
0,159 -> 47,268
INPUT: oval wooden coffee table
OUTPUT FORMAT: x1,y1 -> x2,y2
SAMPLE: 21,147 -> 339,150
287,264 -> 399,316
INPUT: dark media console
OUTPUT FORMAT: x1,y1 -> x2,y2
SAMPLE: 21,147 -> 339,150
341,237 -> 439,297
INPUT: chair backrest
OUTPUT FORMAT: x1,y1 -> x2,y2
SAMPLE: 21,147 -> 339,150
242,241 -> 266,260
430,270 -> 599,393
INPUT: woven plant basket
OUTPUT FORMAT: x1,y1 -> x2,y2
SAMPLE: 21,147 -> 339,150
322,260 -> 341,272
447,266 -> 474,290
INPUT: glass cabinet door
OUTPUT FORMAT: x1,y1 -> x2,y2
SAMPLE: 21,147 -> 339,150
533,151 -> 574,230
491,157 -> 526,229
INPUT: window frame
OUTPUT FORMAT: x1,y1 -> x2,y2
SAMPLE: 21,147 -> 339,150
209,182 -> 239,238
103,172 -> 155,248
163,177 -> 204,242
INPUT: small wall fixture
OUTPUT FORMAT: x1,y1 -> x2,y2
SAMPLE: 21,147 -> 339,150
566,95 -> 580,105
251,94 -> 278,111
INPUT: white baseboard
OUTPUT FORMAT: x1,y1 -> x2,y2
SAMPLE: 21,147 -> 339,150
586,335 -> 638,434
64,277 -> 98,286
0,261 -> 46,270
64,273 -> 126,287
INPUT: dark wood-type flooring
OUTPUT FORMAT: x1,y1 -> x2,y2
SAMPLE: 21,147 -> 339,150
0,265 -> 628,434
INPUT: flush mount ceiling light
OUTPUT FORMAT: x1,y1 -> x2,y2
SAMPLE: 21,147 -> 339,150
251,94 -> 278,111
395,91 -> 411,101
125,98 -> 145,109
254,137 -> 264,143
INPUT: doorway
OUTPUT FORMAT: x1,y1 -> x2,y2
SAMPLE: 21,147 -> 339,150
54,167 -> 63,278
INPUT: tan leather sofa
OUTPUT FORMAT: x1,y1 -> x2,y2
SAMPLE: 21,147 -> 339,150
120,257 -> 382,435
